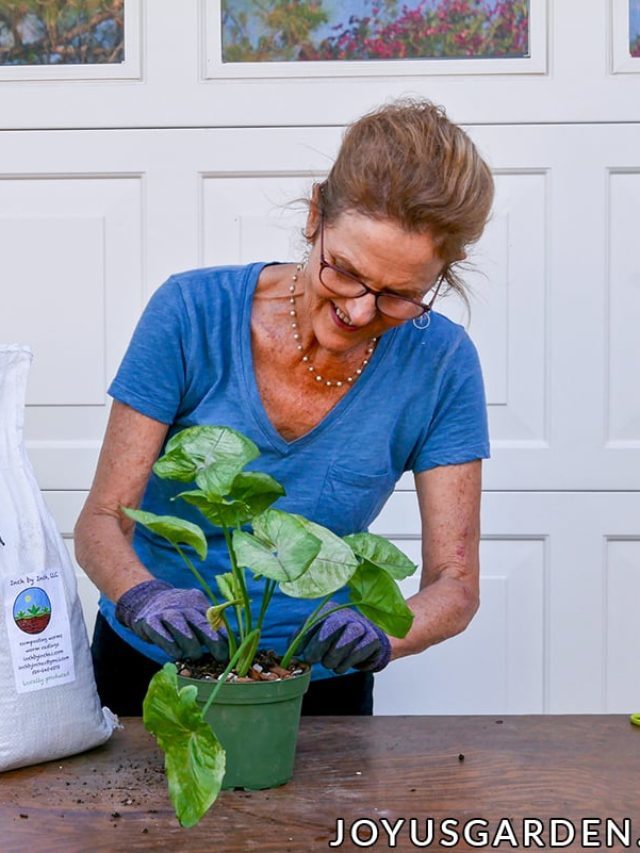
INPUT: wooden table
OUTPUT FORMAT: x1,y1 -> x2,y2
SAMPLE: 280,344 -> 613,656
1,716 -> 639,851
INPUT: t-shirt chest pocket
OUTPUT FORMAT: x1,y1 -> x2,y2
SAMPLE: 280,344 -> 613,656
314,462 -> 397,536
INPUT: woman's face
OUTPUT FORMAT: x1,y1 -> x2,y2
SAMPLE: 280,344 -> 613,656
302,206 -> 445,354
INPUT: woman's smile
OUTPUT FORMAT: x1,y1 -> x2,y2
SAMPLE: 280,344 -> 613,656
330,301 -> 360,332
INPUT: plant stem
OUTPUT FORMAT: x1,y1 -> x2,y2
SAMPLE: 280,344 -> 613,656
201,628 -> 260,717
224,621 -> 238,657
174,544 -> 219,605
222,525 -> 252,635
280,597 -> 357,669
282,594 -> 332,663
174,542 -> 237,655
256,578 -> 276,635
235,630 -> 260,678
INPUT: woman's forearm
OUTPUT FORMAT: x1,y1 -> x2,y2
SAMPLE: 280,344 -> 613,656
74,507 -> 154,604
388,571 -> 479,661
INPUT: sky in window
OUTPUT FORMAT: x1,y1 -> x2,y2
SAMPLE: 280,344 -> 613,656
631,0 -> 640,40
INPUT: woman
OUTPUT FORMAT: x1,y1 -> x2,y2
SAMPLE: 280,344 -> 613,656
74,98 -> 494,716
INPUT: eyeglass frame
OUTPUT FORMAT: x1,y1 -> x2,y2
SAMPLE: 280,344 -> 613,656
317,213 -> 446,321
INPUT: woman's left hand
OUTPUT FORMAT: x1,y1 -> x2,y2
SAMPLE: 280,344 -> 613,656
294,602 -> 391,675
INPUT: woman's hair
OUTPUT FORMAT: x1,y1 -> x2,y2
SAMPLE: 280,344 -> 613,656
314,97 -> 494,302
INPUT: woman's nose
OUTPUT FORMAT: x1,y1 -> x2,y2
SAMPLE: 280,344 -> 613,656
343,292 -> 378,325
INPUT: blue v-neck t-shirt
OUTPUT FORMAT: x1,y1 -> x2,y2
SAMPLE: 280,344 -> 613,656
101,263 -> 490,680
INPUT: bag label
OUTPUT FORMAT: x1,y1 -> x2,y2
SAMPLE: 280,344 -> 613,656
3,570 -> 76,694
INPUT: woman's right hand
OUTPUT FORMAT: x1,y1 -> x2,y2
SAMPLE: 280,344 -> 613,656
116,579 -> 229,662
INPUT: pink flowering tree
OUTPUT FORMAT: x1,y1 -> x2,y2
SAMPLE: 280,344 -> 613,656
222,0 -> 529,63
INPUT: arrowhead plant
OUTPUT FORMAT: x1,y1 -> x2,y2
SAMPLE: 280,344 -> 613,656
121,425 -> 417,827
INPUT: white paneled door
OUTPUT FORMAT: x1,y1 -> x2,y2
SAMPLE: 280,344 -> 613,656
2,123 -> 639,713
1,0 -> 639,715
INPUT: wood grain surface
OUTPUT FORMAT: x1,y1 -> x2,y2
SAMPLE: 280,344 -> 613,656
1,716 -> 639,852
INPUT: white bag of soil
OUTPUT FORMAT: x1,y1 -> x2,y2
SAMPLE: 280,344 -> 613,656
0,345 -> 117,771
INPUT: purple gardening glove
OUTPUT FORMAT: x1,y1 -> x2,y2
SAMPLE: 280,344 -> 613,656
295,601 -> 391,675
116,579 -> 229,662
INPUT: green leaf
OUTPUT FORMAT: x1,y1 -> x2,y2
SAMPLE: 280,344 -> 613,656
216,572 -> 243,603
228,471 -> 286,518
348,561 -> 414,638
143,663 -> 226,828
279,517 -> 359,599
343,532 -> 417,580
232,509 -> 321,583
175,469 -> 285,528
174,488 -> 248,529
121,506 -> 208,561
153,426 -> 259,496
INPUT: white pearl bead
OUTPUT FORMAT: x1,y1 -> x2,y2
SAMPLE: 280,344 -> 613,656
326,381 -> 332,386
289,310 -> 296,316
308,366 -> 314,372
315,375 -> 323,381
294,334 -> 300,340
356,368 -> 362,375
297,344 -> 303,350
302,355 -> 309,362
336,381 -> 343,387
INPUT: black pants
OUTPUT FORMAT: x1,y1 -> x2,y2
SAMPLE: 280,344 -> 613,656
91,612 -> 374,716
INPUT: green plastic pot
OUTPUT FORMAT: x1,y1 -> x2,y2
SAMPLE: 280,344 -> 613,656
178,666 -> 311,790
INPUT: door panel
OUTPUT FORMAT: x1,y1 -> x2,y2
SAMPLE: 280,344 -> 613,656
373,491 -> 640,714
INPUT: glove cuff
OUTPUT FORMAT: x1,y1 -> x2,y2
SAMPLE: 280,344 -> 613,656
115,579 -> 172,630
357,624 -> 392,673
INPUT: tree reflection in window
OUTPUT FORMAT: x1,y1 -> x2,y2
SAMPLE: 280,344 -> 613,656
221,0 -> 529,63
0,0 -> 124,66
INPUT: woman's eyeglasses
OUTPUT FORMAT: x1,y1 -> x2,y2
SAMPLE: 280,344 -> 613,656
318,215 -> 444,321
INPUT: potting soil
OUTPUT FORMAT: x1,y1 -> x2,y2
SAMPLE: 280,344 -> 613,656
177,649 -> 307,682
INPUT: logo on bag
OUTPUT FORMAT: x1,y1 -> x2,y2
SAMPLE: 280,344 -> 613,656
13,588 -> 52,634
